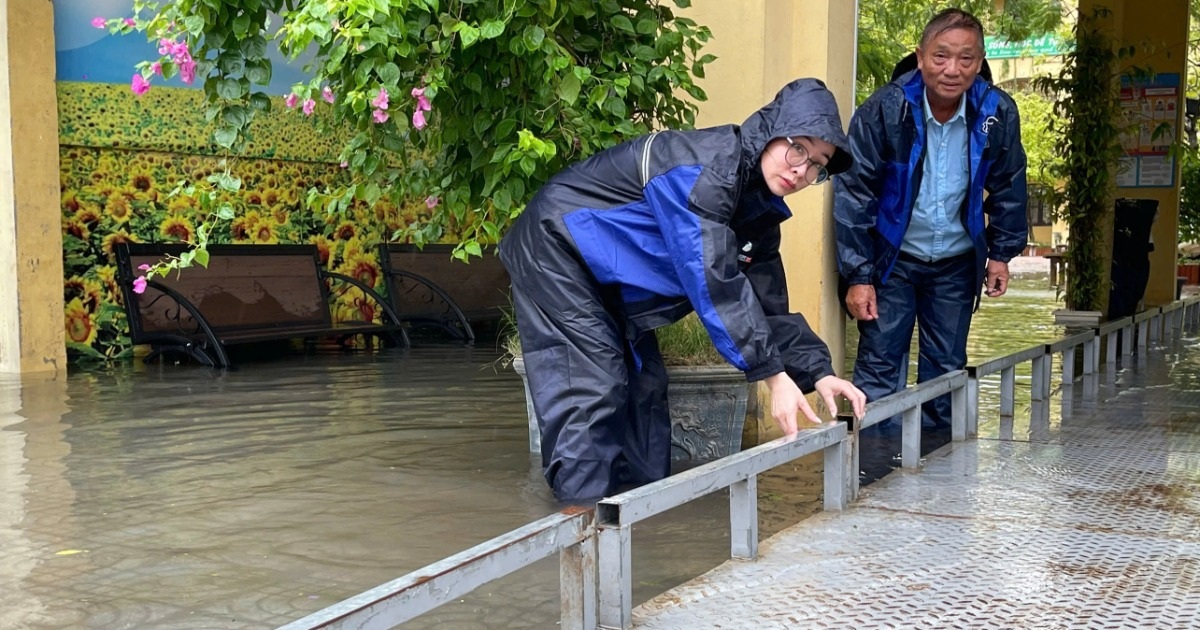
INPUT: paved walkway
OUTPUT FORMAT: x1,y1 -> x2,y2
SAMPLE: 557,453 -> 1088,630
633,337 -> 1200,628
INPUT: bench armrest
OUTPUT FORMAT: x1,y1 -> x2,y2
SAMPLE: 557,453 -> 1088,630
381,268 -> 476,344
320,270 -> 411,347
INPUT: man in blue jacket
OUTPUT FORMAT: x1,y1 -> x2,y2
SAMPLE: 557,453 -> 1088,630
834,8 -> 1028,431
501,78 -> 867,502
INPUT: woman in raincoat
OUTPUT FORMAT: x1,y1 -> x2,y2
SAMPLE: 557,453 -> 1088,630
500,78 -> 866,502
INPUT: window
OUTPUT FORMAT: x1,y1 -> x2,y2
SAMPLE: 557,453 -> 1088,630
1027,185 -> 1053,227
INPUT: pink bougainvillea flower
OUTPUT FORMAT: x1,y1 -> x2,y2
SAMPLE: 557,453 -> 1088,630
302,98 -> 316,116
179,58 -> 196,84
285,93 -> 298,109
131,73 -> 151,96
132,276 -> 148,294
339,161 -> 349,168
412,108 -> 427,130
158,38 -> 172,55
425,196 -> 439,209
151,61 -> 163,76
371,88 -> 389,110
137,264 -> 152,271
91,17 -> 107,29
412,87 -> 432,112
322,86 -> 335,104
372,109 -> 390,124
124,18 -> 136,27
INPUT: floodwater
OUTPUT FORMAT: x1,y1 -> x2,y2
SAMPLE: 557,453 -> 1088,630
0,270 -> 1070,628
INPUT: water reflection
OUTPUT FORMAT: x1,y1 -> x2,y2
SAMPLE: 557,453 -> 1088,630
0,271 -> 1073,628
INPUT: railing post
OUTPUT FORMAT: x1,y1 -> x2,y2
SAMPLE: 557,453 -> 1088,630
823,438 -> 847,510
729,475 -> 758,559
1083,334 -> 1098,374
560,534 -> 597,630
1150,313 -> 1161,343
1123,323 -> 1135,357
1175,306 -> 1185,334
1138,318 -> 1150,355
597,523 -> 632,630
901,406 -> 921,469
964,368 -> 979,438
952,379 -> 968,442
1106,330 -> 1118,364
1062,346 -> 1075,384
1031,355 -> 1046,401
838,414 -> 860,503
1000,366 -> 1015,416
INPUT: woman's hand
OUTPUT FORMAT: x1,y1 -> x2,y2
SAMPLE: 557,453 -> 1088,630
813,375 -> 866,420
763,372 -> 823,435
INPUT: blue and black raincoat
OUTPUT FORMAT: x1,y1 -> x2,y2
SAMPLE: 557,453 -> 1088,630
500,78 -> 852,501
834,69 -> 1028,292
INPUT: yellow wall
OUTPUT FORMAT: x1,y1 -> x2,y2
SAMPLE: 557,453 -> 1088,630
0,0 -> 65,374
1103,0 -> 1189,305
684,0 -> 856,373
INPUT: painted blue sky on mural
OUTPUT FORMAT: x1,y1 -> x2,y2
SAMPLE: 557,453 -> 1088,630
54,0 -> 309,94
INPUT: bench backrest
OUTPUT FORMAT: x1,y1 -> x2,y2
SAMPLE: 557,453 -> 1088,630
118,244 -> 332,337
379,244 -> 510,322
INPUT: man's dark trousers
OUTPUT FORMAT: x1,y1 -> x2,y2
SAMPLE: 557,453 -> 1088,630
852,251 -> 977,429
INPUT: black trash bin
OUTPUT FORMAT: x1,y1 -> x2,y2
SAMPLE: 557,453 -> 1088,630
1107,198 -> 1158,320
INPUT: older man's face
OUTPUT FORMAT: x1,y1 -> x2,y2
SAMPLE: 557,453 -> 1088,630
916,27 -> 983,109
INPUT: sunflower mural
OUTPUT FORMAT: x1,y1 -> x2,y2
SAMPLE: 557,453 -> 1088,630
58,82 -> 442,362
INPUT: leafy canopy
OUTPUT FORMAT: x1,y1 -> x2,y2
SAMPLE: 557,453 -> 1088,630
122,0 -> 713,260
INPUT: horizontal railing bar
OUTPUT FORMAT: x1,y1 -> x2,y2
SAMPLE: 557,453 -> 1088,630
597,423 -> 846,527
1134,307 -> 1162,323
1160,300 -> 1183,313
859,371 -> 967,429
278,509 -> 594,630
1097,317 -> 1132,336
1047,330 -> 1095,353
970,344 -> 1047,377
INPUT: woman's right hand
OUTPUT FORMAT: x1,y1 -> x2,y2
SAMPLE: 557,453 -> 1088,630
763,372 -> 823,435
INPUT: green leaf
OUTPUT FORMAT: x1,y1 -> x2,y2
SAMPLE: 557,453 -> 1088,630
217,203 -> 236,220
216,78 -> 246,99
464,241 -> 483,257
240,35 -> 268,60
222,105 -> 250,128
523,25 -> 546,49
245,59 -> 272,85
495,119 -> 517,140
610,15 -> 635,34
194,249 -> 211,268
377,62 -> 401,86
480,19 -> 505,39
214,126 -> 239,148
459,25 -> 481,47
183,15 -> 205,35
464,72 -> 483,93
558,72 -> 581,105
249,92 -> 272,112
233,14 -> 252,39
636,18 -> 658,35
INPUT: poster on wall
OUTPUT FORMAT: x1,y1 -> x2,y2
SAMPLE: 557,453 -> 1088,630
1119,72 -> 1181,188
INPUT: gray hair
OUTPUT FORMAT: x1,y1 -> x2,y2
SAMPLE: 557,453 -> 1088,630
920,8 -> 985,50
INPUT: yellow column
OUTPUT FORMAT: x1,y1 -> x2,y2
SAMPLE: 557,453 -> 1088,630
1106,0 -> 1188,306
684,0 -> 855,366
684,1 -> 856,435
0,0 -> 65,374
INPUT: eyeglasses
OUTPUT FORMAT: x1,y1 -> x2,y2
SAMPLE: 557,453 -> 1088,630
784,137 -> 830,185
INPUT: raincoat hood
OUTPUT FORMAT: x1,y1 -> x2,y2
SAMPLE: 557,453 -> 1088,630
739,78 -> 852,178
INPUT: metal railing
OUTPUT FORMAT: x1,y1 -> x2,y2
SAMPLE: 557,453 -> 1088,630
277,295 -> 1200,630
595,423 -> 848,629
277,508 -> 597,630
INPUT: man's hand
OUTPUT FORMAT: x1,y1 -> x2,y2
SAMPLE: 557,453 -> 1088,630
763,372 -> 823,435
813,375 -> 867,420
845,284 -> 877,320
985,259 -> 1010,298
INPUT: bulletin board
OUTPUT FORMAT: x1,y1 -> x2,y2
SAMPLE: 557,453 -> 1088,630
1117,73 -> 1180,188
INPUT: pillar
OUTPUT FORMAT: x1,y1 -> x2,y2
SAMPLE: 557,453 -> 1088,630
0,0 -> 65,374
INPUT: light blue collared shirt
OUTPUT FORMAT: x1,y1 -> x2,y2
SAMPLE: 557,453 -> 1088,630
900,89 -> 974,261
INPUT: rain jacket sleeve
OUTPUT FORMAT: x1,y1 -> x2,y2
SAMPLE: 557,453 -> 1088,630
983,99 -> 1028,263
644,167 -> 786,383
833,92 -> 889,286
743,226 -> 836,392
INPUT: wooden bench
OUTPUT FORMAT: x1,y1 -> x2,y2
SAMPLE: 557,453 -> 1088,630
116,243 -> 408,367
378,243 -> 511,344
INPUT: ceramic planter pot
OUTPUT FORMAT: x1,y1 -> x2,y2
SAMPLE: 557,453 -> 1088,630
512,356 -> 749,462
